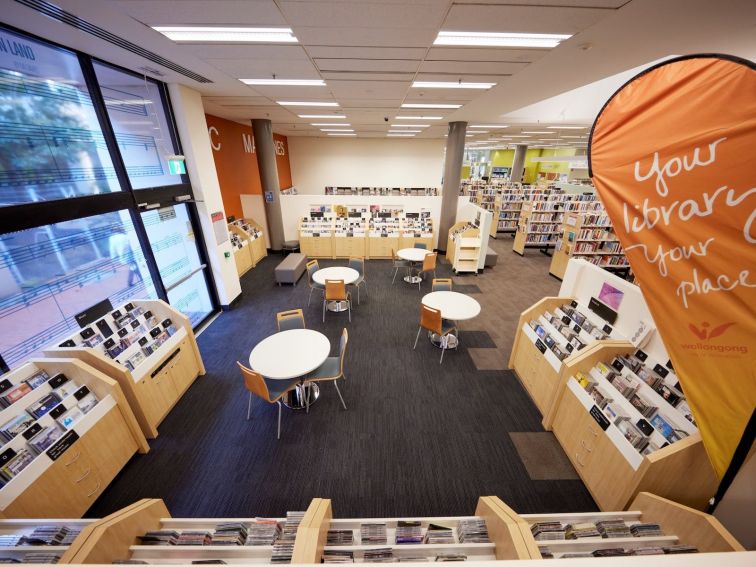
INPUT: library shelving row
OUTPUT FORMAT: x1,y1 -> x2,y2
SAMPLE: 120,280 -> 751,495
0,517 -> 94,562
45,300 -> 205,440
325,186 -> 439,196
512,194 -> 600,256
44,494 -> 744,564
0,357 -> 147,518
509,294 -> 716,511
299,214 -> 434,259
228,217 -> 267,277
550,211 -> 631,280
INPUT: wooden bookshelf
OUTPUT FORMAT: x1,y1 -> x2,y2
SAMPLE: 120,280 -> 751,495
333,218 -> 368,258
299,216 -> 335,259
368,217 -> 401,259
0,516 -> 94,562
44,299 -> 205,440
445,222 -> 479,265
0,358 -> 148,518
399,216 -> 434,250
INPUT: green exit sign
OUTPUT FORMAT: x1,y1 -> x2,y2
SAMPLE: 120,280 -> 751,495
167,155 -> 186,175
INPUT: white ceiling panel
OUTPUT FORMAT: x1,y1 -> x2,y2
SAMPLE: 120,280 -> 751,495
293,27 -> 436,47
306,46 -> 427,60
279,1 -> 447,28
418,60 -> 527,75
112,0 -> 288,25
241,85 -> 333,98
314,59 -> 420,73
204,96 -> 272,105
442,4 -> 615,34
206,58 -> 321,77
338,99 -> 404,108
415,73 -> 513,83
183,44 -> 310,60
327,81 -> 411,99
320,72 -> 415,81
425,47 -> 547,63
452,0 -> 626,7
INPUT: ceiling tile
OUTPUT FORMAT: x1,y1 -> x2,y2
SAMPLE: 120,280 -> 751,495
338,99 -> 403,108
293,27 -> 436,47
327,80 -> 410,99
113,0 -> 287,25
451,0 -> 626,7
314,58 -> 420,73
206,58 -> 321,77
279,1 -> 448,28
418,60 -> 527,75
184,45 -> 310,60
425,47 -> 547,63
306,46 -> 427,60
320,72 -> 415,81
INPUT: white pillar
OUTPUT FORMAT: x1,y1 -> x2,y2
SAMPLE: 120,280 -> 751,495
167,83 -> 241,307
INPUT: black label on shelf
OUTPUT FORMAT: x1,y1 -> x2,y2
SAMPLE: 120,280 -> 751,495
118,327 -> 129,338
150,327 -> 161,338
381,233 -> 388,237
565,343 -> 574,353
0,379 -> 12,394
96,319 -> 114,339
124,303 -> 135,312
49,403 -> 67,420
111,309 -> 122,319
58,339 -> 76,347
611,358 -> 624,372
535,339 -> 547,354
103,338 -> 116,349
666,359 -> 675,371
570,300 -> 578,307
138,337 -> 148,347
653,363 -> 669,378
22,422 -> 42,441
635,349 -> 648,362
79,327 -> 95,340
590,405 -> 610,430
47,430 -> 79,461
144,310 -> 153,319
73,385 -> 90,401
603,324 -> 613,334
131,320 -> 141,330
636,418 -> 654,436
48,373 -> 68,389
0,448 -> 17,465
573,324 -> 581,333
161,318 -> 172,329
561,315 -> 571,325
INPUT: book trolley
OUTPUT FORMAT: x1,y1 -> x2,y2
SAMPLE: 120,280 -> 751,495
445,222 -> 479,267
44,300 -> 205,440
54,494 -> 744,564
0,358 -> 147,518
228,218 -> 267,277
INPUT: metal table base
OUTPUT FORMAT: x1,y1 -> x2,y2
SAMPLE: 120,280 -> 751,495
326,300 -> 350,312
283,383 -> 320,410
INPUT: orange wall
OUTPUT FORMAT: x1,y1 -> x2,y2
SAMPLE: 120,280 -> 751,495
205,114 -> 292,219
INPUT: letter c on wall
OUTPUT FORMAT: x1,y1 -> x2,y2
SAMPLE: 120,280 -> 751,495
208,126 -> 221,151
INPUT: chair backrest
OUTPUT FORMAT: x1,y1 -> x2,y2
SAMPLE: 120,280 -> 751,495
325,279 -> 347,301
348,257 -> 364,276
236,362 -> 272,402
277,309 -> 305,332
419,304 -> 442,335
432,278 -> 453,292
306,260 -> 319,282
414,243 -> 427,249
422,252 -> 437,272
339,328 -> 349,373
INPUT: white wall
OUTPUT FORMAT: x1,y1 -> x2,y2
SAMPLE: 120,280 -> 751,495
287,137 -> 445,194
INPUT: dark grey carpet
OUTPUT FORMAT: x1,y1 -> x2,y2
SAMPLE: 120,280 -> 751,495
86,255 -> 597,519
509,432 -> 580,481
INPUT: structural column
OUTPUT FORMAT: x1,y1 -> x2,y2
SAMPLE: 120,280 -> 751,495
511,144 -> 528,182
252,119 -> 285,251
439,121 -> 467,252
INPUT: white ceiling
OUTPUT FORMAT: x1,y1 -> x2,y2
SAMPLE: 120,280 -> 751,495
3,0 -> 755,147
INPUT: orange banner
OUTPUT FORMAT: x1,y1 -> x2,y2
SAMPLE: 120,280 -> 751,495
589,55 -> 756,479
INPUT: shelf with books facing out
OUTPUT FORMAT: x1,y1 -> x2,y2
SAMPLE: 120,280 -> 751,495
228,217 -> 267,277
43,299 -> 205,440
0,358 -> 147,518
445,222 -> 480,266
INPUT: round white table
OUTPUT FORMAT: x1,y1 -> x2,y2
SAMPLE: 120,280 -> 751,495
313,266 -> 359,312
397,248 -> 431,284
421,291 -> 481,349
249,329 -> 330,409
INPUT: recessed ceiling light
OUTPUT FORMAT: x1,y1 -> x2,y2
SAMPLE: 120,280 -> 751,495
547,125 -> 587,129
560,135 -> 583,138
390,124 -> 429,128
412,81 -> 495,89
434,31 -> 571,48
467,130 -> 489,134
328,133 -> 356,136
153,26 -> 298,43
471,124 -> 508,128
278,101 -> 339,107
537,138 -> 561,141
388,130 -> 421,133
299,114 -> 346,118
507,135 -> 531,138
402,103 -> 462,109
395,116 -> 443,120
241,79 -> 325,86
387,134 -> 415,137
320,128 -> 354,132
521,131 -> 553,134
311,123 -> 351,126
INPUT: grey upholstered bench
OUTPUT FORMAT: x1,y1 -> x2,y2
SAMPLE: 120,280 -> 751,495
485,247 -> 498,268
275,253 -> 307,285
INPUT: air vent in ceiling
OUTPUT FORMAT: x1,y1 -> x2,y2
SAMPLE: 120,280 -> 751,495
138,66 -> 166,78
15,0 -> 212,83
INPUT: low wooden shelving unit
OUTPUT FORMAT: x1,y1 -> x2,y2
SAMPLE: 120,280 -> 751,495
228,218 -> 267,276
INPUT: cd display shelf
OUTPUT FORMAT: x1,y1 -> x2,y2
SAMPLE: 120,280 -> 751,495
0,517 -> 94,562
445,222 -> 480,266
549,211 -> 630,281
512,195 -> 599,256
57,494 -> 744,565
0,358 -> 147,518
44,300 -> 205,440
228,218 -> 267,277
325,186 -> 439,196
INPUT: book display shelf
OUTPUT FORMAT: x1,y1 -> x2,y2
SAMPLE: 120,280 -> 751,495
333,216 -> 368,259
400,215 -> 434,250
0,517 -> 93,562
475,189 -> 500,238
56,494 -> 744,565
512,195 -> 598,256
368,216 -> 401,259
299,212 -> 336,259
325,187 -> 439,196
0,358 -> 147,518
228,218 -> 267,277
44,300 -> 205,440
550,211 -> 630,280
445,222 -> 479,266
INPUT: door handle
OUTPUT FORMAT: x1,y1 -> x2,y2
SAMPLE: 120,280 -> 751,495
86,478 -> 102,497
64,451 -> 81,467
75,468 -> 92,483
581,440 -> 593,453
575,453 -> 586,467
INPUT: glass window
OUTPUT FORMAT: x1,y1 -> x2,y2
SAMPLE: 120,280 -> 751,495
0,27 -> 121,206
141,204 -> 213,325
93,62 -> 184,189
0,211 -> 157,368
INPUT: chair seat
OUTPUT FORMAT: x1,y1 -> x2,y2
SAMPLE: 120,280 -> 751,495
306,356 -> 340,380
264,377 -> 299,400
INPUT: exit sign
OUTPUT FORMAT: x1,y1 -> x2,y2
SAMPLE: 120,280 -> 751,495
167,155 -> 186,175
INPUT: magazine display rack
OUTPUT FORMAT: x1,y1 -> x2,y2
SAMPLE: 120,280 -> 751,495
445,222 -> 479,266
228,218 -> 267,276
44,300 -> 205,440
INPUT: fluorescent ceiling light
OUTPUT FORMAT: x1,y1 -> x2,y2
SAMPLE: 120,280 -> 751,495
328,133 -> 356,136
311,123 -> 350,126
434,31 -> 571,48
395,116 -> 443,120
388,130 -> 421,133
299,114 -> 346,118
467,130 -> 489,134
402,103 -> 462,109
321,128 -> 353,132
390,124 -> 429,128
547,125 -> 587,129
278,101 -> 339,107
560,135 -> 584,138
387,134 -> 415,137
241,79 -> 325,86
507,135 -> 531,138
153,26 -> 298,43
537,138 -> 561,141
521,131 -> 552,134
471,124 -> 508,128
412,81 -> 495,89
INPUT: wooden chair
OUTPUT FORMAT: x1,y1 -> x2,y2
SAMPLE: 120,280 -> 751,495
276,309 -> 305,332
323,279 -> 352,323
413,252 -> 437,291
413,304 -> 457,364
236,363 -> 299,439
304,328 -> 349,412
391,249 -> 410,284
306,260 -> 324,306
348,257 -> 367,304
432,278 -> 453,292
